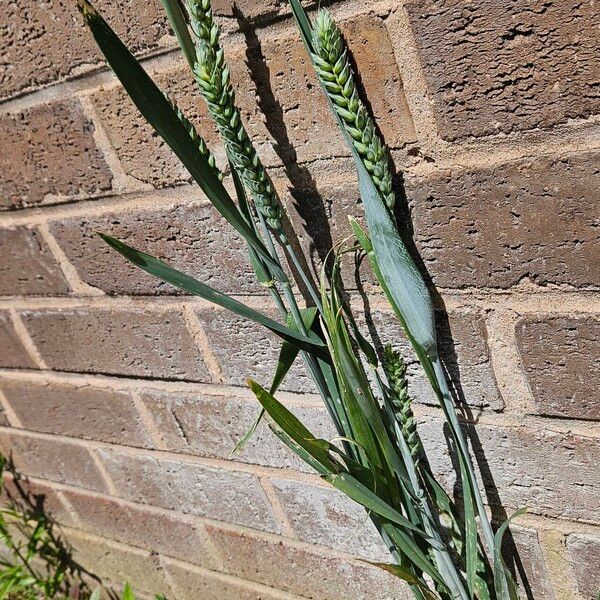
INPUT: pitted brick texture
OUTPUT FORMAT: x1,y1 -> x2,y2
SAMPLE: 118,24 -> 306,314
49,202 -> 263,295
567,533 -> 600,600
0,100 -> 112,210
1,0 -> 169,99
516,315 -> 600,420
1,379 -> 152,447
406,0 -> 600,139
19,308 -> 210,381
0,311 -> 35,369
407,153 -> 600,289
0,227 -> 69,295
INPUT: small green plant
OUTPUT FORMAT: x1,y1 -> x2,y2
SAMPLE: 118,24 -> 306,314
74,0 -> 527,598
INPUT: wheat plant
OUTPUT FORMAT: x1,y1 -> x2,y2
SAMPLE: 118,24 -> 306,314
75,0 -> 525,598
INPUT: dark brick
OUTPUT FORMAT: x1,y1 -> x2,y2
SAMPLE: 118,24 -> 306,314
1,0 -> 169,99
97,446 -> 280,532
206,524 -> 411,600
1,379 -> 152,447
0,100 -> 112,210
567,533 -> 600,600
0,227 -> 69,295
19,307 -> 210,382
197,307 -> 316,393
49,202 -> 263,295
0,311 -> 35,369
407,153 -> 600,288
406,0 -> 600,139
141,390 -> 334,471
0,433 -> 107,493
61,487 -> 218,568
516,315 -> 600,420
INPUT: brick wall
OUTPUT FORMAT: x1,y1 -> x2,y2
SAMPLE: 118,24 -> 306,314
1,1 -> 599,599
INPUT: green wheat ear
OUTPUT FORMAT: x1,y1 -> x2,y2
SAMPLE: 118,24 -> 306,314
312,10 -> 395,211
185,0 -> 287,243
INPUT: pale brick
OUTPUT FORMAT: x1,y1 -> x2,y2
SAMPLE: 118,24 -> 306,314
19,307 -> 210,382
0,310 -> 35,369
567,533 -> 600,600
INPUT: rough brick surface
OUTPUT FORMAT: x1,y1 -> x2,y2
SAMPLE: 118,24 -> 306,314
66,530 -> 172,597
0,227 -> 69,295
1,0 -> 169,99
0,311 -> 35,369
406,0 -> 600,139
567,533 -> 600,600
60,487 -> 218,568
1,380 -> 152,447
0,101 -> 112,210
97,446 -> 280,532
141,390 -> 334,471
419,418 -> 600,523
206,524 -> 411,600
407,153 -> 600,288
516,315 -> 600,420
19,308 -> 210,381
49,202 -> 263,295
0,434 -> 107,493
197,307 -> 316,393
270,479 -> 390,561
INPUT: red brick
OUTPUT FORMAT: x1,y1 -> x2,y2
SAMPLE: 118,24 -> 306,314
163,558 -> 286,600
407,153 -> 600,288
0,227 -> 69,295
65,529 -> 172,597
197,307 -> 316,393
0,100 -> 112,210
0,433 -> 107,493
270,479 -> 389,562
96,446 -> 280,533
141,390 -> 334,472
406,0 -> 600,139
49,202 -> 263,296
566,533 -> 600,600
418,417 -> 600,523
60,487 -> 218,568
516,315 -> 600,421
1,379 -> 153,447
1,1 -> 169,99
206,524 -> 411,600
0,311 -> 35,369
19,307 -> 210,382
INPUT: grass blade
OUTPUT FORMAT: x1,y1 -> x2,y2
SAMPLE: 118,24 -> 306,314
159,0 -> 196,69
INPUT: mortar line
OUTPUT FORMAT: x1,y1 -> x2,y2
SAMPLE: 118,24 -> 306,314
8,309 -> 47,369
181,305 -> 225,384
0,389 -> 23,429
54,489 -> 84,528
36,223 -> 103,296
86,447 -> 118,496
537,529 -> 580,600
258,477 -> 297,538
130,391 -> 169,451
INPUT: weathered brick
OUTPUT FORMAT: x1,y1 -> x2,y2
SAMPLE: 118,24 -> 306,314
1,1 -> 169,99
407,153 -> 600,288
49,202 -> 263,295
363,307 -> 502,409
516,315 -> 600,420
164,558 -> 285,600
1,379 -> 152,447
19,307 -> 210,382
406,0 -> 600,139
141,390 -> 334,472
60,487 -> 218,568
0,101 -> 112,210
567,533 -> 600,600
0,227 -> 69,295
505,526 -> 555,600
97,446 -> 280,532
0,433 -> 107,493
270,479 -> 389,561
206,524 -> 411,600
418,417 -> 600,523
197,307 -> 316,393
65,530 -> 172,597
0,311 -> 35,369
